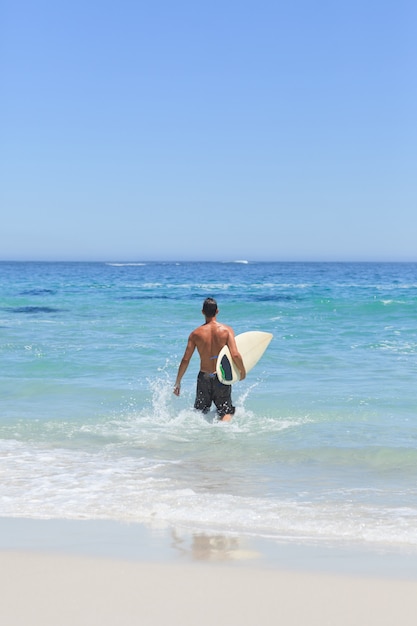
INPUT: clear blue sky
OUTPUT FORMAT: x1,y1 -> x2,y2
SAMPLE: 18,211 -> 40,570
1,0 -> 416,262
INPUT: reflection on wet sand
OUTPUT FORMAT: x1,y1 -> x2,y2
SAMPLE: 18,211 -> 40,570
171,530 -> 260,562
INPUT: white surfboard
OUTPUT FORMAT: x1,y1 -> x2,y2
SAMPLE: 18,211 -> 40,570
216,331 -> 273,385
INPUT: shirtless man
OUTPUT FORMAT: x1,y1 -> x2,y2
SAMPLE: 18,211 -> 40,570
173,298 -> 246,421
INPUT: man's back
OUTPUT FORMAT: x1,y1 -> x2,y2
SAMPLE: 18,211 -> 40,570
191,321 -> 231,373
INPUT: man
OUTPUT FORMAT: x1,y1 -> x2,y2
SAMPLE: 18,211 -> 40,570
173,297 -> 246,421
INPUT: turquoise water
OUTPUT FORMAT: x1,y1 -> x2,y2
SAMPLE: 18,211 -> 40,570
1,261 -> 417,549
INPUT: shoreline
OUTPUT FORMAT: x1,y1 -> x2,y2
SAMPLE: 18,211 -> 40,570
3,516 -> 417,579
2,517 -> 417,625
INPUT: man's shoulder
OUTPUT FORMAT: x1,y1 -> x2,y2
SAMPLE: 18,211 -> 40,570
216,322 -> 234,334
190,324 -> 206,338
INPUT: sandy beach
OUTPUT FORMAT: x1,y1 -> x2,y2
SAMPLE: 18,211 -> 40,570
2,550 -> 417,626
2,518 -> 417,626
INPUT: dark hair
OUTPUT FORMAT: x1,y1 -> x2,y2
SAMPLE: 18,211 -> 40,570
202,297 -> 217,318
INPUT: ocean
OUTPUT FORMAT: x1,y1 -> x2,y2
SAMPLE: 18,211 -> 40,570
1,261 -> 417,552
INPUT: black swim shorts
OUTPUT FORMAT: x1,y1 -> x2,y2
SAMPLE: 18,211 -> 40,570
194,371 -> 236,418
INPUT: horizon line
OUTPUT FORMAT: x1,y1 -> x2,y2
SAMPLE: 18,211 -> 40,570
1,259 -> 417,264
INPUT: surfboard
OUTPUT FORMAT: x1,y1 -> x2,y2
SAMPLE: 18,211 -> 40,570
216,331 -> 273,385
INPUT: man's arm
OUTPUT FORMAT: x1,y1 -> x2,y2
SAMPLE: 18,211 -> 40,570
173,334 -> 196,396
227,331 -> 246,381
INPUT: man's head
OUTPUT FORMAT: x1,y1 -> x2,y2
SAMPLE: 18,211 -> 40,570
202,297 -> 218,319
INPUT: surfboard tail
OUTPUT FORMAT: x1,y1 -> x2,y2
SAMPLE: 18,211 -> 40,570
216,331 -> 273,385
